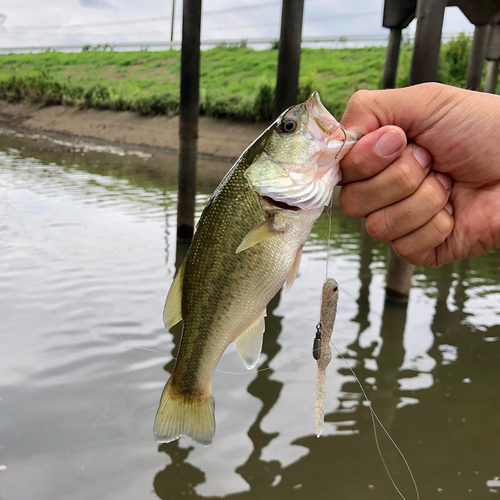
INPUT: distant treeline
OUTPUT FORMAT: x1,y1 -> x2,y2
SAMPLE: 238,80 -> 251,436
0,34 -> 483,122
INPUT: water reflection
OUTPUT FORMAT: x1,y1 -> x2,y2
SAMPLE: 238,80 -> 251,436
235,292 -> 284,491
155,442 -> 206,499
352,221 -> 374,336
0,128 -> 499,500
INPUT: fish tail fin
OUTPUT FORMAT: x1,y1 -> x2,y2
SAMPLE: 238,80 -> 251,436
154,378 -> 215,446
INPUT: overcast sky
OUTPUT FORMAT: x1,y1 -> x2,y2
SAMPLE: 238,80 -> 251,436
0,0 -> 474,49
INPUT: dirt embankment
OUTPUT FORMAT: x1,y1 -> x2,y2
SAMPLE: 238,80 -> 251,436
0,101 -> 269,163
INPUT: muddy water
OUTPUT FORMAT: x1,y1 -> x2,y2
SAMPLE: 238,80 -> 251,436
1,129 -> 499,500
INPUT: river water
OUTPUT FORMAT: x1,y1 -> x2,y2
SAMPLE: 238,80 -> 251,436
1,128 -> 499,500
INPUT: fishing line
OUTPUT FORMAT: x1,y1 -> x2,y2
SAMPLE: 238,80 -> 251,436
325,125 -> 346,276
9,192 -> 418,500
319,163 -> 418,499
2,196 -> 180,364
325,196 -> 334,278
329,338 -> 420,500
4,195 -> 371,376
5,200 -> 46,265
7,178 -> 414,497
5,156 -> 415,499
112,325 -> 316,375
2,171 -> 380,375
214,351 -> 312,375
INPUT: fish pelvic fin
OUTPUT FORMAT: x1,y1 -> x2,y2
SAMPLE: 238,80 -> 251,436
235,218 -> 281,254
233,309 -> 266,369
163,261 -> 185,329
285,245 -> 304,293
154,378 -> 215,446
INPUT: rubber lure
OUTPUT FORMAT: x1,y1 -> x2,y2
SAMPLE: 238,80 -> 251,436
314,277 -> 339,437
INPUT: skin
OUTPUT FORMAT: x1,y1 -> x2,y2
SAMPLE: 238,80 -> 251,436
338,82 -> 500,267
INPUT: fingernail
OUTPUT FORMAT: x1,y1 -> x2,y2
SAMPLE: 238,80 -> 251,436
435,172 -> 452,191
444,202 -> 454,215
413,144 -> 432,169
375,130 -> 404,157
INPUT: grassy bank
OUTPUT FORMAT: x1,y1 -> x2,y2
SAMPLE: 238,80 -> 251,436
0,34 -> 481,121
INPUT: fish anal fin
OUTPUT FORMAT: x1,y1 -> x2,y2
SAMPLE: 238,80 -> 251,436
163,261 -> 185,329
285,245 -> 304,293
233,309 -> 267,369
154,378 -> 215,446
236,218 -> 281,254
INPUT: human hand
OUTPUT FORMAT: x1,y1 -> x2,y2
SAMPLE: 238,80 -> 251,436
338,82 -> 500,267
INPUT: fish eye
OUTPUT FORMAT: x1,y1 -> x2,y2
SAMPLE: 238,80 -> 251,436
281,117 -> 298,133
332,286 -> 338,292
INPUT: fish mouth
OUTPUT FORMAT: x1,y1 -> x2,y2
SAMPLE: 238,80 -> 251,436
306,91 -> 359,162
305,92 -> 339,138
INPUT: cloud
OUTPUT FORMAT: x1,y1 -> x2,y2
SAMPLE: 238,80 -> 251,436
77,0 -> 114,9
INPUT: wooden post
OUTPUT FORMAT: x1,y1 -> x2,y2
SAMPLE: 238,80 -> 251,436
273,0 -> 305,119
385,247 -> 415,302
373,294 -> 408,428
466,24 -> 489,90
170,0 -> 176,42
410,0 -> 447,85
177,0 -> 202,242
485,59 -> 500,92
382,28 -> 403,89
381,0 -> 415,89
485,23 -> 500,94
354,221 -> 374,335
382,0 -> 446,302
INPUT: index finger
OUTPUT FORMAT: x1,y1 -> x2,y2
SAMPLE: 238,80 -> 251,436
340,125 -> 407,184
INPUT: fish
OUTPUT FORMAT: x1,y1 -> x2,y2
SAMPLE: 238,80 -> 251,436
314,278 -> 339,437
154,92 -> 359,446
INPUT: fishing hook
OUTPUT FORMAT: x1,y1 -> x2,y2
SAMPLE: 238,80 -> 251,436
334,126 -> 347,160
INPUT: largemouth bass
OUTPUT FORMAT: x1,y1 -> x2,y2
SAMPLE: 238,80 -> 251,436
154,93 -> 358,445
314,278 -> 339,437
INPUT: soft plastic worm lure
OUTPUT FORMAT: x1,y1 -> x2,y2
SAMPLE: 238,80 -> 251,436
314,277 -> 338,437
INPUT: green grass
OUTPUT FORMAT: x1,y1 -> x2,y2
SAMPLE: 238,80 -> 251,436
0,34 -> 484,121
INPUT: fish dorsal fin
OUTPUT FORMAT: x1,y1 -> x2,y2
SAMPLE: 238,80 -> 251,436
285,245 -> 304,293
233,309 -> 267,369
236,218 -> 281,254
163,261 -> 185,329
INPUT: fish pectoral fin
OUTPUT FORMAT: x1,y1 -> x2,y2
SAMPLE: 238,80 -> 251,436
233,309 -> 267,370
163,261 -> 185,329
236,218 -> 281,253
285,245 -> 304,293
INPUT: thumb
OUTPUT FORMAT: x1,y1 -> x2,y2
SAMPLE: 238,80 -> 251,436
340,82 -> 460,139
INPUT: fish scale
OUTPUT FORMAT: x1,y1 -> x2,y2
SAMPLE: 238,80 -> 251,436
177,159 -> 314,390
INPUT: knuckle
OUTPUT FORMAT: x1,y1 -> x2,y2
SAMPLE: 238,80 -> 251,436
351,156 -> 373,179
394,161 -> 420,195
423,82 -> 442,93
391,239 -> 411,261
422,178 -> 448,207
344,143 -> 374,179
365,211 -> 392,242
426,258 -> 441,268
392,238 -> 427,266
338,187 -> 359,217
433,211 -> 454,241
349,89 -> 372,109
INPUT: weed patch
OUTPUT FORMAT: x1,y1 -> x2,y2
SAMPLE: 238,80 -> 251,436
0,35 -> 482,121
